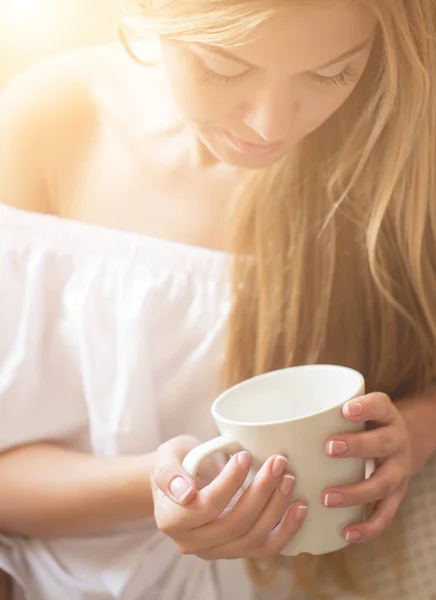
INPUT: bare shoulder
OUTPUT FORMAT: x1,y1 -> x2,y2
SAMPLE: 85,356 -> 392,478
0,43 -> 137,215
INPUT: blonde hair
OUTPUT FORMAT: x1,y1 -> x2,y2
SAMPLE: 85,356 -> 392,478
123,0 -> 436,597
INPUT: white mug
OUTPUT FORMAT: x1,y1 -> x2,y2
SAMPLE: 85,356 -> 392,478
182,364 -> 366,556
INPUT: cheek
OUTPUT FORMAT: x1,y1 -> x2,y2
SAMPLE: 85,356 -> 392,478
174,80 -> 233,123
299,54 -> 371,131
301,85 -> 358,130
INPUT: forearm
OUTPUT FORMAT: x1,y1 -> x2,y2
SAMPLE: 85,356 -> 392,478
396,392 -> 436,474
0,444 -> 154,537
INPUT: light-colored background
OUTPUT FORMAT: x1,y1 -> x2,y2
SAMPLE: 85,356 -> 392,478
0,0 -> 122,86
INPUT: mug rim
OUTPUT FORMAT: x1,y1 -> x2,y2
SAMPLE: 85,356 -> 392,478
212,364 -> 365,427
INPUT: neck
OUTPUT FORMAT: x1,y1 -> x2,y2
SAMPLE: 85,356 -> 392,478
188,129 -> 222,169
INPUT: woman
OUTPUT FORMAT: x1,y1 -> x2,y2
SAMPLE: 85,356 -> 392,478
0,0 -> 436,598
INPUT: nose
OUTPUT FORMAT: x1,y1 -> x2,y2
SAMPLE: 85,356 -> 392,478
241,84 -> 297,143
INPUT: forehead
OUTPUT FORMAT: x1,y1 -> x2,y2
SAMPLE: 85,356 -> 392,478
216,0 -> 377,71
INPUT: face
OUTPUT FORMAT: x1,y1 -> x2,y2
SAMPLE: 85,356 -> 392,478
160,0 -> 378,169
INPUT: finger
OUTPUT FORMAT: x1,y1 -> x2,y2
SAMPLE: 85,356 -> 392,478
326,425 -> 402,459
343,392 -> 396,426
231,474 -> 298,555
196,456 -> 223,490
198,502 -> 307,560
196,451 -> 253,522
153,435 -> 201,505
342,487 -> 405,543
216,454 -> 289,536
323,460 -> 405,508
155,451 -> 252,536
213,470 -> 296,549
183,455 -> 288,552
266,502 -> 307,555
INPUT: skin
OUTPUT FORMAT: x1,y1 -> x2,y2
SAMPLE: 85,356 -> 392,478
0,0 -> 435,574
153,392 -> 414,556
151,1 -> 417,556
160,0 -> 377,168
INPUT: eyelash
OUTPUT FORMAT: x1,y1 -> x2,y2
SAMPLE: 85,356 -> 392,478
199,65 -> 250,86
310,65 -> 357,88
198,63 -> 356,88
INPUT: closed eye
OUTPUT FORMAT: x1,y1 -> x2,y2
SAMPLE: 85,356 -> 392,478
199,64 -> 252,85
309,65 -> 357,88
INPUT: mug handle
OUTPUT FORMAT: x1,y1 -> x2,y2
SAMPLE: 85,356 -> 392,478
182,435 -> 244,478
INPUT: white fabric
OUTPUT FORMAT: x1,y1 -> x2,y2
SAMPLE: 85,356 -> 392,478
0,203 -> 253,600
1,203 -> 436,600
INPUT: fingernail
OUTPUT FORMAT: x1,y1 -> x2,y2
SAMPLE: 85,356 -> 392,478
324,492 -> 345,507
328,441 -> 348,456
344,402 -> 363,417
169,477 -> 193,502
295,505 -> 307,521
237,451 -> 251,470
345,530 -> 362,542
272,456 -> 287,478
280,474 -> 296,496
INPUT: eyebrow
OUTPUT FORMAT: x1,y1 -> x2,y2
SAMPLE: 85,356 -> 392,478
198,37 -> 373,72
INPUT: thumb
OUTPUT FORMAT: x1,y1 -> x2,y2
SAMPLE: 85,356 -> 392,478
153,435 -> 200,505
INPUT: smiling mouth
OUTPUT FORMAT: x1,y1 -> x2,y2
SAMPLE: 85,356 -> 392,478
224,131 -> 283,156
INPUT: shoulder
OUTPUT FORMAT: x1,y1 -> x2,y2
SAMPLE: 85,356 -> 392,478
0,43 -> 142,215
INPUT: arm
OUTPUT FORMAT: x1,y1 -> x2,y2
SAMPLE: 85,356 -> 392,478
0,52 -> 99,215
396,390 -> 436,474
0,60 -> 56,213
0,437 -> 203,538
0,445 -> 154,537
0,59 -> 152,539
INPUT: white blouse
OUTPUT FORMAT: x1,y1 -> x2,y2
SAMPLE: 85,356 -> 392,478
0,203 -> 436,600
0,202 -> 253,600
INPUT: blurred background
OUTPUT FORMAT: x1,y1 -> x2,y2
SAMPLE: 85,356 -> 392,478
0,0 -> 122,86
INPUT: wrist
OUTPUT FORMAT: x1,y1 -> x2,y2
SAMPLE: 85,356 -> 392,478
396,394 -> 436,474
102,452 -> 155,522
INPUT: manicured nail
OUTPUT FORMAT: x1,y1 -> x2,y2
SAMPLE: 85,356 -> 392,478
272,456 -> 287,477
237,451 -> 251,470
280,474 -> 296,496
169,477 -> 193,502
344,402 -> 363,417
345,530 -> 362,542
295,505 -> 307,521
324,492 -> 345,507
328,441 -> 348,456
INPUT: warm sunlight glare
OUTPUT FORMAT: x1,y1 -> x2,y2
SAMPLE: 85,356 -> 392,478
7,0 -> 40,14
0,0 -> 120,87
0,0 -> 61,37
1,0 -> 49,24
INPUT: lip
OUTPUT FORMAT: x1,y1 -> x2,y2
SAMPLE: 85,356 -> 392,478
225,131 -> 282,156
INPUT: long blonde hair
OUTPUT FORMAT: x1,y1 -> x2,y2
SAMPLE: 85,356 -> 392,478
124,0 -> 436,597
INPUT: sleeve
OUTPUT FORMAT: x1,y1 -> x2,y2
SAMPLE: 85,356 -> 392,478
0,218 -> 88,452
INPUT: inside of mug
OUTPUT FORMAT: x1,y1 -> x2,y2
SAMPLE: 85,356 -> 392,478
215,365 -> 364,424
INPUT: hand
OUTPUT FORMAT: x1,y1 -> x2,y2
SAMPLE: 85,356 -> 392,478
151,435 -> 307,559
323,392 -> 412,543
